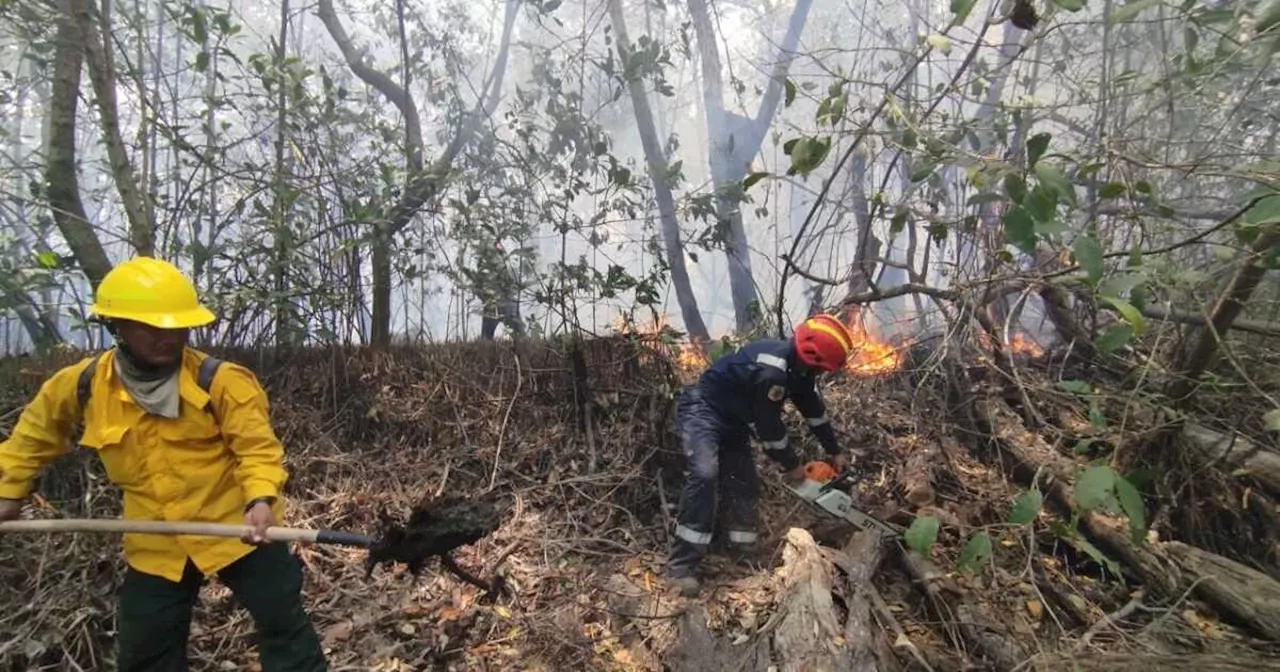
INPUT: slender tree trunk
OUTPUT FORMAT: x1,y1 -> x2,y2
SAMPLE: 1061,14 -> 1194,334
71,0 -> 154,256
317,0 -> 518,346
686,0 -> 814,334
47,0 -> 112,288
607,0 -> 709,342
272,0 -> 294,346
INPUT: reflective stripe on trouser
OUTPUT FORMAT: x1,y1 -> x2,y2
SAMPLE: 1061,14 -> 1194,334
667,387 -> 761,576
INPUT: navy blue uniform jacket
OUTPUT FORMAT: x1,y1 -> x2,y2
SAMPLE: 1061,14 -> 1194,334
693,339 -> 841,470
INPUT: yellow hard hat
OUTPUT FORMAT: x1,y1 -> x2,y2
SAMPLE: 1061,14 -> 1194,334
90,257 -> 217,329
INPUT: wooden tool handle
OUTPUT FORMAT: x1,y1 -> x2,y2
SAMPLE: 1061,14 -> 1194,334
0,518 -> 372,548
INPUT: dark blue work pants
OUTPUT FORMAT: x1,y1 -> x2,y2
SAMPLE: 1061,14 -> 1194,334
667,386 -> 761,577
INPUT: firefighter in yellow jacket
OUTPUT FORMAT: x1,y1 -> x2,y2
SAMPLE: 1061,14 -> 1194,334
0,257 -> 327,671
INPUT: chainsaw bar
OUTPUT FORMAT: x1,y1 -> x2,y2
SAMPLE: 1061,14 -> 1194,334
789,470 -> 903,539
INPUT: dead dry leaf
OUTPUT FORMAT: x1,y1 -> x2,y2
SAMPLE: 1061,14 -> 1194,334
322,621 -> 353,645
1025,600 -> 1043,619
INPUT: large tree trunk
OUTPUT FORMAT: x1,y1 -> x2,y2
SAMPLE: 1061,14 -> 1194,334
47,0 -> 112,289
686,0 -> 814,334
606,0 -> 708,343
316,0 -> 517,346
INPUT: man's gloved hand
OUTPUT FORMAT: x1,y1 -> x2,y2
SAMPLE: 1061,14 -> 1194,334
0,498 -> 22,522
241,498 -> 276,545
785,464 -> 807,483
832,452 -> 852,472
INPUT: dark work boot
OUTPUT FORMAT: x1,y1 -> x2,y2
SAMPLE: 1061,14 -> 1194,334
667,537 -> 706,597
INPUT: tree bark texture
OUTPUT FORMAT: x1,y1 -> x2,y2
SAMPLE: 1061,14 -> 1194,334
72,0 -> 153,257
47,0 -> 112,289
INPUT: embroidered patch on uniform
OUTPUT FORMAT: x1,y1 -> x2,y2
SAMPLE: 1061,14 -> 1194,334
767,385 -> 785,402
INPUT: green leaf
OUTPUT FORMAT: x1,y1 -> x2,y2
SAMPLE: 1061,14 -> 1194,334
1010,489 -> 1043,525
905,516 -> 940,556
1034,218 -> 1069,237
1003,205 -> 1036,254
743,172 -> 771,191
1026,133 -> 1051,168
1101,295 -> 1147,335
1004,173 -> 1027,204
1098,182 -> 1127,199
1057,379 -> 1093,395
1034,163 -> 1077,206
1243,194 -> 1280,226
910,162 -> 936,182
1076,537 -> 1123,576
1026,185 -> 1059,223
902,128 -> 918,149
1099,272 -> 1145,297
957,531 -> 993,573
1052,0 -> 1086,11
789,136 -> 832,176
1108,0 -> 1160,25
926,34 -> 953,55
1074,465 -> 1115,511
34,251 -> 59,269
950,0 -> 978,23
195,50 -> 210,73
1094,324 -> 1134,354
1074,234 -> 1104,285
784,78 -> 797,107
1113,475 -> 1146,544
967,192 -> 1003,207
1258,0 -> 1280,35
890,208 -> 909,236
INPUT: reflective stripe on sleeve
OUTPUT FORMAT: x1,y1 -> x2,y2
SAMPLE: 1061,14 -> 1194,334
728,530 -> 758,544
755,353 -> 787,372
805,414 -> 830,426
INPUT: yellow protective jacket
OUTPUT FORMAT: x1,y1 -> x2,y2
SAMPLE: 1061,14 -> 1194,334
0,348 -> 288,582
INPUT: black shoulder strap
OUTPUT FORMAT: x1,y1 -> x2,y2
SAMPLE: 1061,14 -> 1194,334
197,355 -> 224,393
198,355 -> 226,424
76,353 -> 105,412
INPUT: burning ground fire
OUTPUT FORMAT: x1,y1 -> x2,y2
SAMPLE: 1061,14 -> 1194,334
615,310 -> 1047,378
615,311 -> 906,377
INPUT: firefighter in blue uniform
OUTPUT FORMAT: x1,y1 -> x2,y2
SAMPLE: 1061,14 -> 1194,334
667,314 -> 857,596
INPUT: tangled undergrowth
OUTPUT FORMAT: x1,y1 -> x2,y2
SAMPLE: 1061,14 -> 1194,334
0,336 -> 1277,670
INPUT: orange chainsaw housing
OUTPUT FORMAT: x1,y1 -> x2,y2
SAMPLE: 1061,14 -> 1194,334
803,460 -> 837,483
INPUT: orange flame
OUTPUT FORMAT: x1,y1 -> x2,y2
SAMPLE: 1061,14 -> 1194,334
1008,332 -> 1045,358
840,309 -> 905,376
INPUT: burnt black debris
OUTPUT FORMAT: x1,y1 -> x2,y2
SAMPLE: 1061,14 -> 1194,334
365,495 -> 503,593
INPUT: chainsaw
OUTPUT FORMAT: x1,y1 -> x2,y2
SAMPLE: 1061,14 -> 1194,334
788,460 -> 903,539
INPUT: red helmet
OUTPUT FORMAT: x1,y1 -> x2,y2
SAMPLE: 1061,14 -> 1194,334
794,314 -> 854,372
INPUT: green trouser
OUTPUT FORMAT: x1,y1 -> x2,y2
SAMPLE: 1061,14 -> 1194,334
116,542 -> 328,672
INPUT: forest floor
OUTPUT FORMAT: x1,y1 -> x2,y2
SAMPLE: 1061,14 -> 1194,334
0,337 -> 1278,671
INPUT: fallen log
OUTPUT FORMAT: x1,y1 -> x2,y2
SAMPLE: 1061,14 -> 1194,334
968,394 -> 1280,642
773,527 -> 859,671
827,530 -> 888,672
1182,422 -> 1280,497
1162,541 -> 1280,641
665,527 -> 888,672
901,548 -> 1029,671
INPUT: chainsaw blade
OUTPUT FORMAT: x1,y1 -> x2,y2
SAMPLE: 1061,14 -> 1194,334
789,479 -> 903,539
